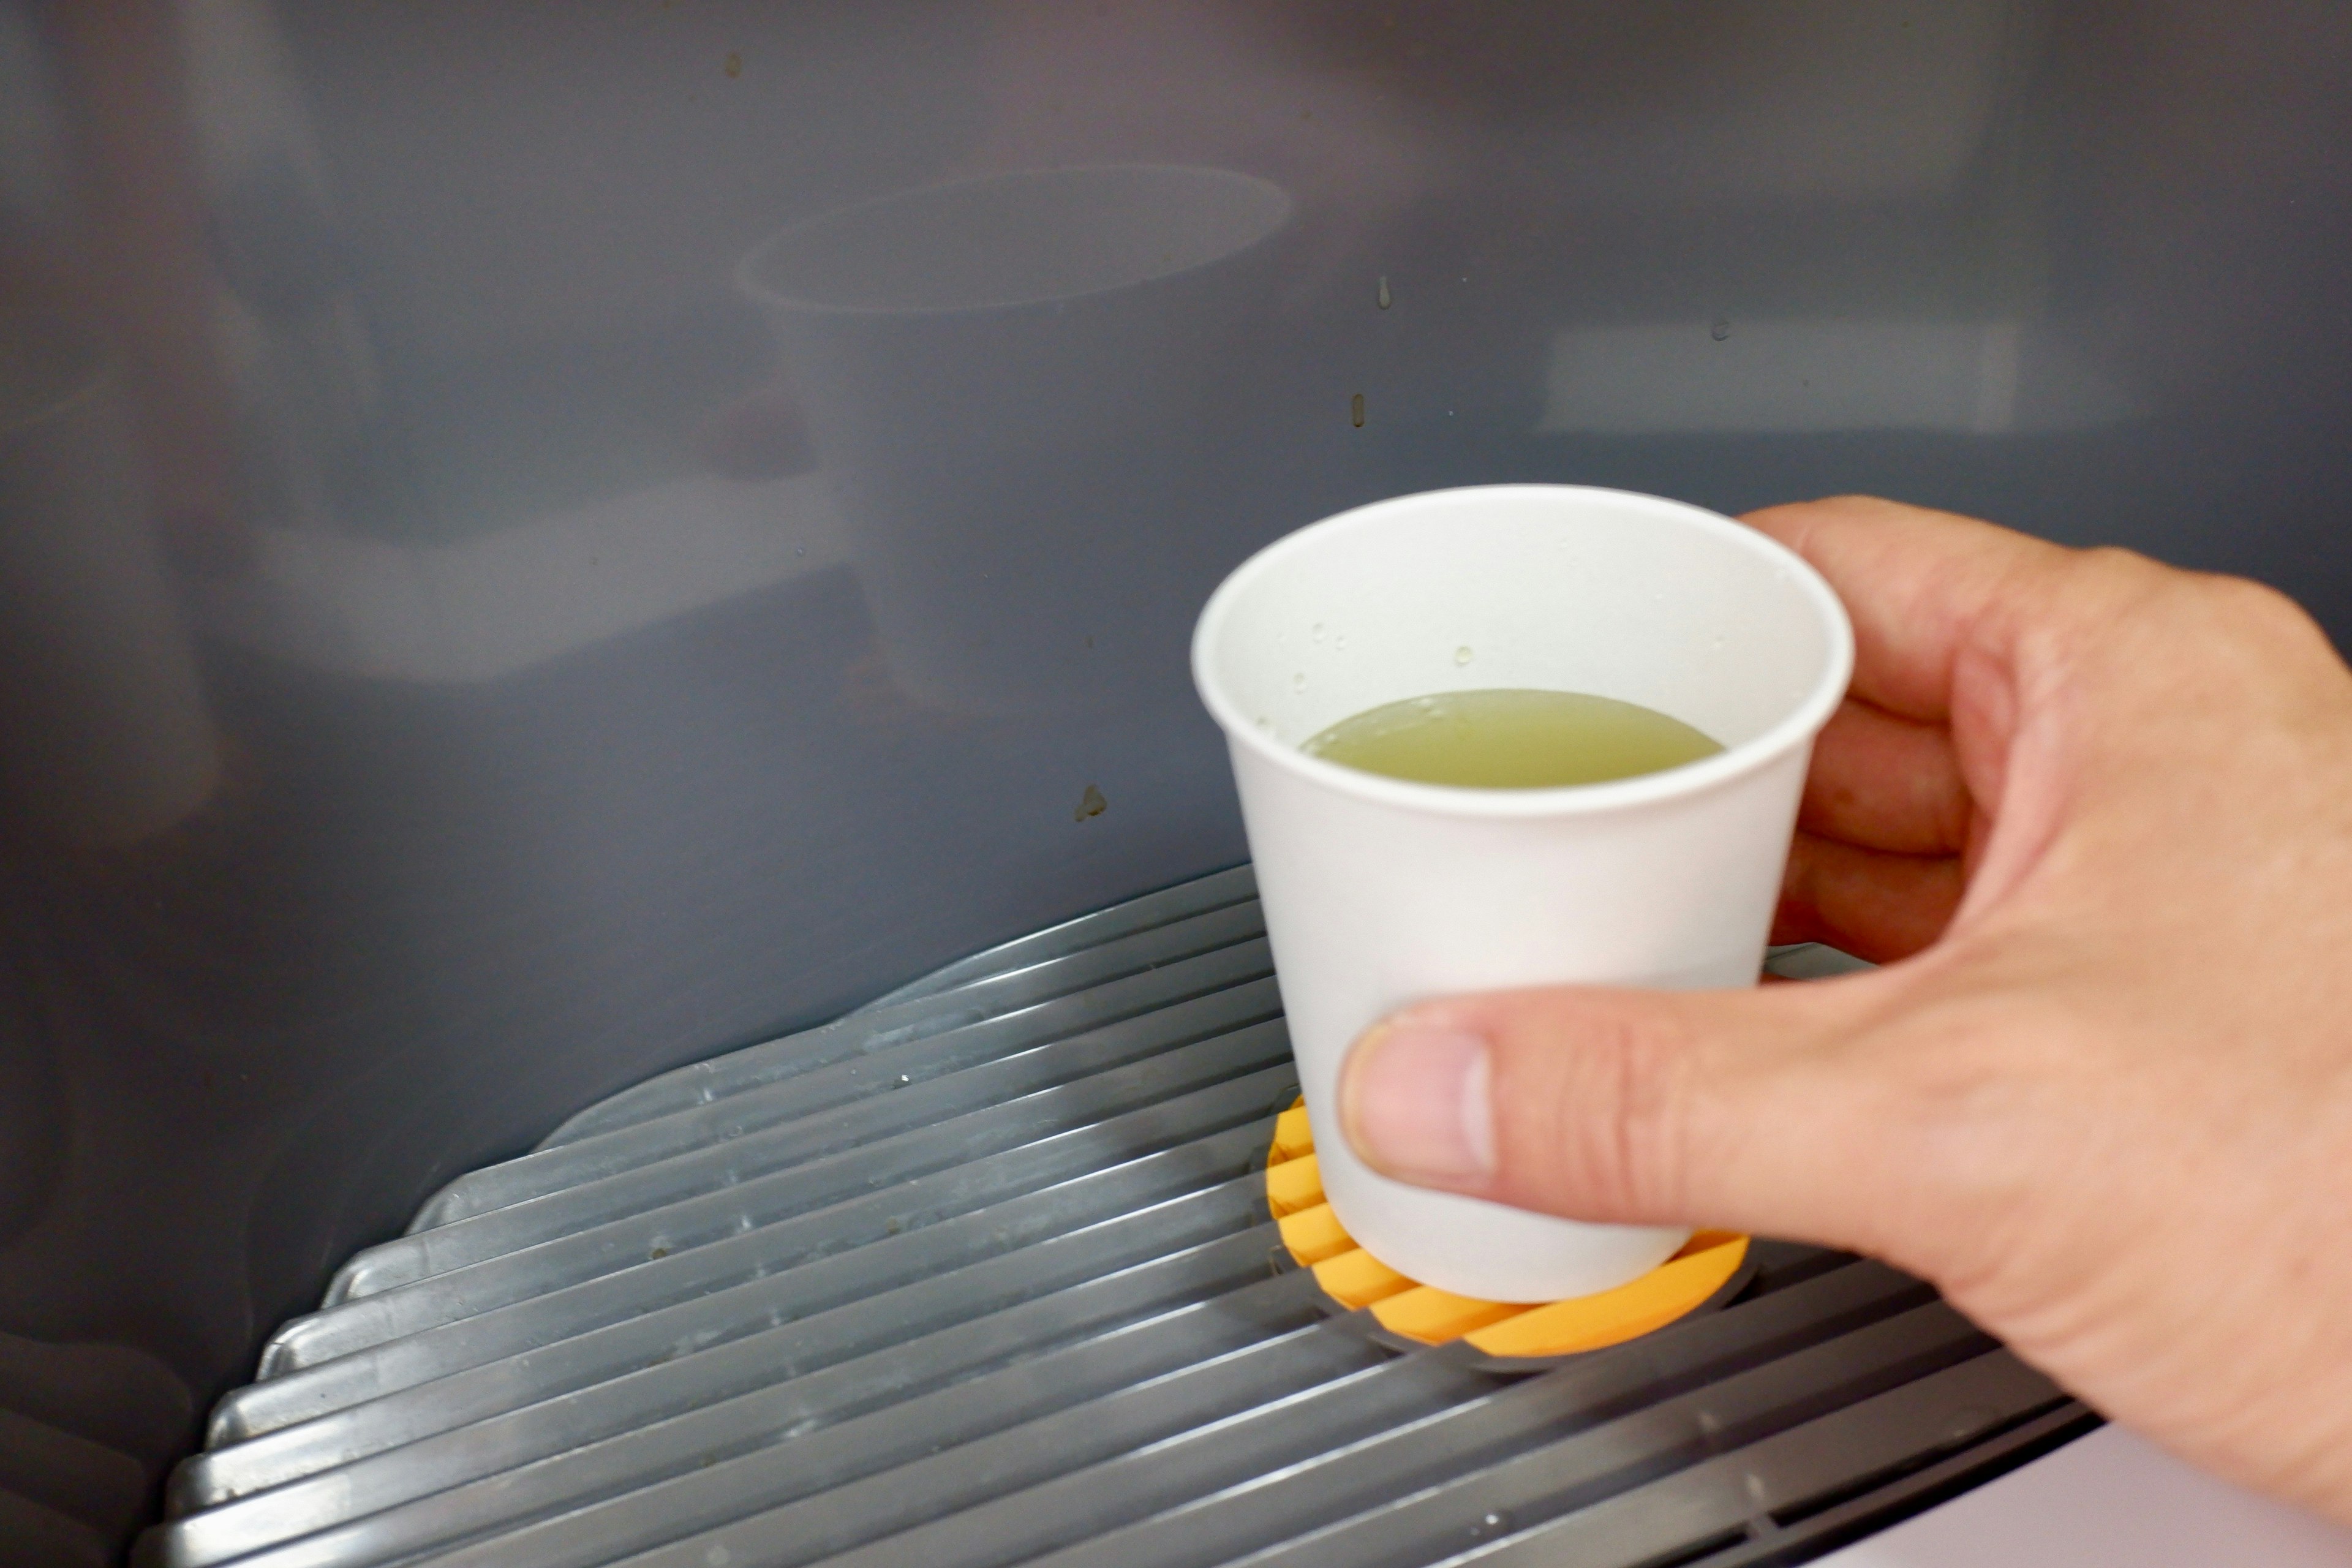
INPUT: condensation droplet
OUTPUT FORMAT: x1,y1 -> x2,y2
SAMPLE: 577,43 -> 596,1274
1334,633 -> 1346,651
1454,645 -> 1472,666
1376,275 -> 1392,310
723,51 -> 742,78
1292,671 -> 1308,692
1254,715 -> 1272,731
1311,622 -> 1325,642
1711,317 -> 1733,341
793,545 -> 806,557
1350,392 -> 1366,429
894,1072 -> 912,1087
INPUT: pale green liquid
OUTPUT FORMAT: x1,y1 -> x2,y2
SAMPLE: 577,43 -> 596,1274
1302,688 -> 1723,788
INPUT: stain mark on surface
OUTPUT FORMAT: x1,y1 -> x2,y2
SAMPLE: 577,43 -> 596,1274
1074,784 -> 1108,823
1350,392 -> 1365,428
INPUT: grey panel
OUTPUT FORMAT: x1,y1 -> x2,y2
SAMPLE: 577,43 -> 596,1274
538,894 -> 1272,1149
146,875 -> 2089,1568
1016,1259 -> 1940,1568
853,865 -> 1260,1013
187,1126 -> 1279,1492
1428,1354 -> 2065,1568
364,960 -> 1280,1286
265,1034 -> 1295,1370
209,1080 -> 1287,1444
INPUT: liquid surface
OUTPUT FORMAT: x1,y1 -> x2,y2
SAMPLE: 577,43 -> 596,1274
1302,688 -> 1723,788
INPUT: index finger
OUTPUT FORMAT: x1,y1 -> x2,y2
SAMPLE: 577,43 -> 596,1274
1741,496 -> 2066,724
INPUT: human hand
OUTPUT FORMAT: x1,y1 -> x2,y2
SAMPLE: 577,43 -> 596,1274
1337,496 -> 2352,1525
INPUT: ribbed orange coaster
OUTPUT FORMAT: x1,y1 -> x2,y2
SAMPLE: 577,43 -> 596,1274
1267,1100 -> 1750,1358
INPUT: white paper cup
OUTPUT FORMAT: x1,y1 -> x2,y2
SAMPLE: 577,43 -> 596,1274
1193,484 -> 1854,1302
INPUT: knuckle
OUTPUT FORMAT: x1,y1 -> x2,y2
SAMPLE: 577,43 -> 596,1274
2064,545 -> 2170,611
2068,555 -> 2335,681
2200,572 -> 2324,646
2029,547 -> 2192,663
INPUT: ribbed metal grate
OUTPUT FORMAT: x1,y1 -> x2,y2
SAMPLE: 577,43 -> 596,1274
141,866 -> 2092,1568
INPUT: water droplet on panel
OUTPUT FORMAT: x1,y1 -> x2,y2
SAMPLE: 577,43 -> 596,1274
1711,317 -> 1733,341
1376,275 -> 1392,310
1454,646 -> 1473,666
1311,622 -> 1325,642
1292,671 -> 1308,692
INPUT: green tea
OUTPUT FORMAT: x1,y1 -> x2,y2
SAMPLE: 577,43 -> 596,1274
1302,688 -> 1722,788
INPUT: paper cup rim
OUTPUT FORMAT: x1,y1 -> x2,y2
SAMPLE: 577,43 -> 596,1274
735,163 -> 1294,321
1191,484 -> 1856,820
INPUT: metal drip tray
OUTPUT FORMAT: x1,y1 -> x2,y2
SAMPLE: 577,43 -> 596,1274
141,867 -> 2091,1568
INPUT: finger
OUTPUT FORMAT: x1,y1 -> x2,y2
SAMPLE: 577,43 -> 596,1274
1336,979 -> 1902,1251
1800,697 -> 1970,855
1774,831 -> 1964,962
1742,496 -> 2065,725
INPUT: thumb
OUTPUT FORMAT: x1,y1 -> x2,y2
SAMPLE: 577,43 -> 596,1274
1335,977 -> 1896,1250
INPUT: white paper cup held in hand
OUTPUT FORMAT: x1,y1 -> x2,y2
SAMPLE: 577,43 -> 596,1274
1193,485 -> 1854,1303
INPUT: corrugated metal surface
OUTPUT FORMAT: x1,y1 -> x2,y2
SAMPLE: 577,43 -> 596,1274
141,868 -> 2089,1568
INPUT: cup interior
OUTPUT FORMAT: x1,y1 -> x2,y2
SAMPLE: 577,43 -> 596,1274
739,165 -> 1292,315
1196,486 -> 1852,805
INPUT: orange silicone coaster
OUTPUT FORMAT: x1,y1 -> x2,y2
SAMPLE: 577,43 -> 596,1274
1267,1100 -> 1750,1358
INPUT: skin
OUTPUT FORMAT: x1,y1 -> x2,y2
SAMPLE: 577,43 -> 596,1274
1338,496 -> 2352,1527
